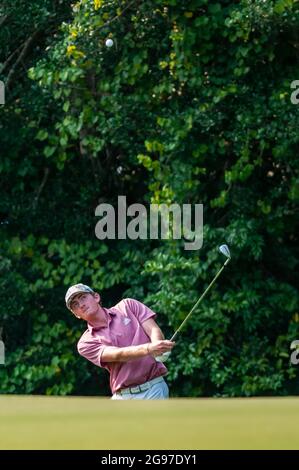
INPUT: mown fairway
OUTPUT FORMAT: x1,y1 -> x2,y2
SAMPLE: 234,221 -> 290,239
0,396 -> 298,449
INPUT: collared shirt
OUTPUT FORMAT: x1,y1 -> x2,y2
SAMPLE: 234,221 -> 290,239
77,298 -> 167,394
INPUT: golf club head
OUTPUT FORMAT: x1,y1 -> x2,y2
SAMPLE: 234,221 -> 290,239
219,244 -> 231,259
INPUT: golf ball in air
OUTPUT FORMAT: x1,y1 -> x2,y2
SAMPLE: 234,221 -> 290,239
105,38 -> 114,48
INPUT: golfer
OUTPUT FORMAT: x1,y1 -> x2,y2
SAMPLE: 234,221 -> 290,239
65,283 -> 175,399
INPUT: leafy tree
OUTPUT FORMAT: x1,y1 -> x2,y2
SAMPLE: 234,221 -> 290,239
1,0 -> 298,396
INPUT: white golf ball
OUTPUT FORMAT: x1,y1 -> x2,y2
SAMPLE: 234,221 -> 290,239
105,38 -> 114,48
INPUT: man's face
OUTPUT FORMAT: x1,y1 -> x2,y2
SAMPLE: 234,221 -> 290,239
70,292 -> 101,320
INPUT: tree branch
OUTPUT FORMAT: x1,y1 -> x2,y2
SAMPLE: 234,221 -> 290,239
32,167 -> 50,210
6,31 -> 39,89
97,0 -> 138,32
0,15 -> 8,27
0,40 -> 28,74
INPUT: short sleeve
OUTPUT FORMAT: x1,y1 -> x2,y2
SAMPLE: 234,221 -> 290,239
124,298 -> 157,324
77,336 -> 107,368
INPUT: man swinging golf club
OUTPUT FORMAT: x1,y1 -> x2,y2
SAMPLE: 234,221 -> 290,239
65,287 -> 175,399
65,244 -> 231,399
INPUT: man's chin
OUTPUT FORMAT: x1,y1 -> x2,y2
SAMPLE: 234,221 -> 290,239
85,309 -> 97,318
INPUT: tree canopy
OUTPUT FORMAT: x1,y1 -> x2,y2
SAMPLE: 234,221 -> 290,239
0,0 -> 299,396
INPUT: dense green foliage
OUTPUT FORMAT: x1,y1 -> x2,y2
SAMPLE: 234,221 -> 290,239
1,0 -> 299,397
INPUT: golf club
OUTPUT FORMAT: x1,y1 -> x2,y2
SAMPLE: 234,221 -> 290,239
156,244 -> 231,362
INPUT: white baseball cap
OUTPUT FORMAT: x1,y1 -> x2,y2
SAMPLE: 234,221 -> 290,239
65,283 -> 94,310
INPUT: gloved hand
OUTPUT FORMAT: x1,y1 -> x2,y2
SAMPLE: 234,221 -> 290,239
155,351 -> 171,363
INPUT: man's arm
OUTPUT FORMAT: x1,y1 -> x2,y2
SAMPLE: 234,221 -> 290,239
101,340 -> 174,363
142,317 -> 172,362
141,317 -> 165,342
100,314 -> 174,363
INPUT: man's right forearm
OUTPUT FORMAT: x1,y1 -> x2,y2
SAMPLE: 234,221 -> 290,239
101,343 -> 150,363
101,340 -> 175,363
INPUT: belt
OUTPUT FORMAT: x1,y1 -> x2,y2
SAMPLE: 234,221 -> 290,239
117,376 -> 164,395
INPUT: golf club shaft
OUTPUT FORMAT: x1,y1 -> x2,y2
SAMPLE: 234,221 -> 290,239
170,258 -> 230,342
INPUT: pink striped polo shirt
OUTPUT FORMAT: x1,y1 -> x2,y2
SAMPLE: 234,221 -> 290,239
77,298 -> 167,394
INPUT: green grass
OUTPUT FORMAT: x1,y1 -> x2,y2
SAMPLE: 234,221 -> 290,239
0,396 -> 298,449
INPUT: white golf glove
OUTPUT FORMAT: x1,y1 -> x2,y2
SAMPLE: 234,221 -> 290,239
155,351 -> 171,363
